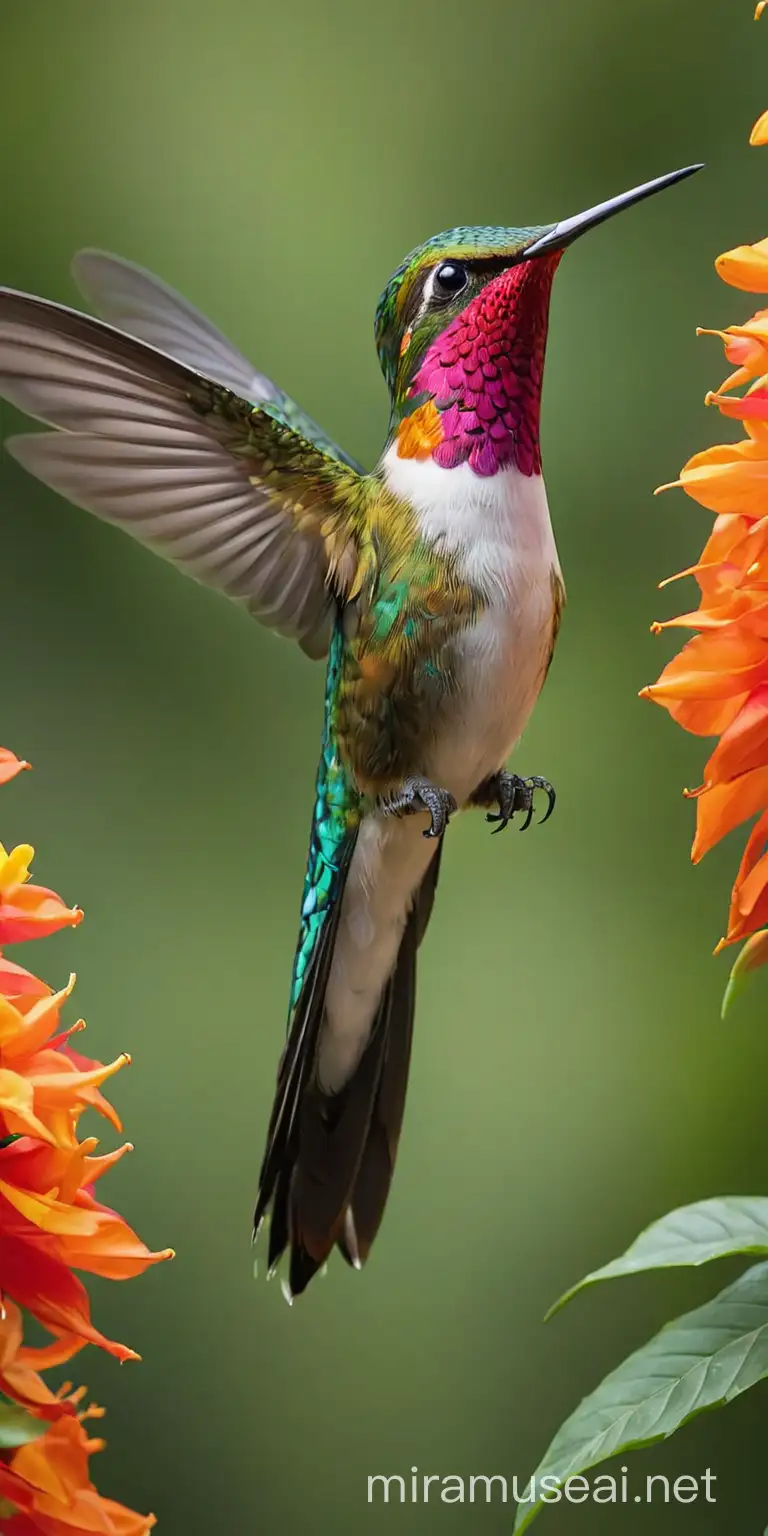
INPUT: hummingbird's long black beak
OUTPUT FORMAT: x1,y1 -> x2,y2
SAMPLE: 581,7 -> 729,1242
524,164 -> 704,258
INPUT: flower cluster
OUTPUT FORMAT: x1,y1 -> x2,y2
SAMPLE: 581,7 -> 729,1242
0,747 -> 171,1533
642,8 -> 768,1008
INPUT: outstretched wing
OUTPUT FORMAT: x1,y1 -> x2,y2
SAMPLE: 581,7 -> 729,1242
71,249 -> 362,471
0,288 -> 369,658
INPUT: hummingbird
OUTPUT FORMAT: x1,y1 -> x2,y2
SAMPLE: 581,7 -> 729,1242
0,163 -> 699,1296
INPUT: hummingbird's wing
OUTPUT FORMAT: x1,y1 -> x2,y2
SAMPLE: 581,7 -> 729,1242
70,249 -> 362,471
0,288 -> 371,658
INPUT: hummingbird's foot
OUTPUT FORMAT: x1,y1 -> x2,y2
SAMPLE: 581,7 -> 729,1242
475,771 -> 556,834
379,776 -> 457,839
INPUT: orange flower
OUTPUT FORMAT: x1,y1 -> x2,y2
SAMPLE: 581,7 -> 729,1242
0,1308 -> 155,1533
0,1236 -> 136,1366
0,748 -> 169,1528
643,23 -> 768,1006
0,1413 -> 155,1535
0,758 -> 172,1358
0,849 -> 81,947
0,939 -> 171,1355
0,1135 -> 170,1360
0,1301 -> 82,1422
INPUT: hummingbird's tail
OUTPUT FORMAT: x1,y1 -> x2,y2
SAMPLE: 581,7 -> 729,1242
255,839 -> 442,1297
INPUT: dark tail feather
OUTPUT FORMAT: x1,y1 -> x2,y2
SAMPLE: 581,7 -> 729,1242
335,919 -> 417,1268
288,1017 -> 391,1293
336,845 -> 442,1267
256,843 -> 443,1296
254,833 -> 355,1253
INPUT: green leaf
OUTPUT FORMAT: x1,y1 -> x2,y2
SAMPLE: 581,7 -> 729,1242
547,1197 -> 768,1320
514,1260 -> 768,1532
0,1398 -> 48,1448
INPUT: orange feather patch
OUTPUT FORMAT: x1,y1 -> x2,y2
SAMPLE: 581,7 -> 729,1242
396,401 -> 443,459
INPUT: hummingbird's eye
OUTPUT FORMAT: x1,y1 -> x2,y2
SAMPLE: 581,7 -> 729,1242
433,261 -> 468,297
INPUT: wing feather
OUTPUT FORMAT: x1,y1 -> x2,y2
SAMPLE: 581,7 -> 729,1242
72,248 -> 279,406
71,249 -> 363,470
0,288 -> 367,658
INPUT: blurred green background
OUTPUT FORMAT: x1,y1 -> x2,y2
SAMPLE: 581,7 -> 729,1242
1,0 -> 767,1530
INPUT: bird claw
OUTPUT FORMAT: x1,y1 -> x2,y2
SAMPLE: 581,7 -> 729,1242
484,772 -> 555,834
379,776 -> 457,839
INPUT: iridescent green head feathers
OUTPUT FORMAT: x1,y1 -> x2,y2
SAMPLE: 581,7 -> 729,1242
373,224 -> 551,400
373,166 -> 704,413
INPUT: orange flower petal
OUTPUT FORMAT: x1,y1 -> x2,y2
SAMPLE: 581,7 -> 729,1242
0,885 -> 83,945
0,1141 -> 89,1196
57,1048 -> 124,1134
0,1070 -> 59,1145
59,1194 -> 173,1281
664,693 -> 749,736
692,764 -> 768,861
734,845 -> 768,920
0,1180 -> 101,1239
0,1141 -> 173,1279
651,590 -> 767,632
0,1299 -> 25,1374
718,810 -> 768,946
0,1235 -> 139,1361
15,1334 -> 85,1374
699,512 -> 761,574
0,1463 -> 36,1513
691,439 -> 768,466
716,237 -> 768,292
0,846 -> 34,894
0,978 -> 77,1061
752,110 -> 768,146
700,315 -> 768,390
643,629 -> 768,703
0,958 -> 50,1000
0,751 -> 30,787
710,382 -> 768,423
0,1365 -> 75,1421
679,452 -> 768,515
82,1143 -> 133,1185
660,520 -> 768,610
703,685 -> 768,784
25,1051 -> 130,1110
15,1414 -> 93,1499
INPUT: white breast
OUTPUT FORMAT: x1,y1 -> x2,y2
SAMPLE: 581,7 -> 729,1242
317,447 -> 562,1094
382,444 -> 562,803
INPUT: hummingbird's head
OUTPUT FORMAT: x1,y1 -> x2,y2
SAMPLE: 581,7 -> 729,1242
375,165 -> 702,478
